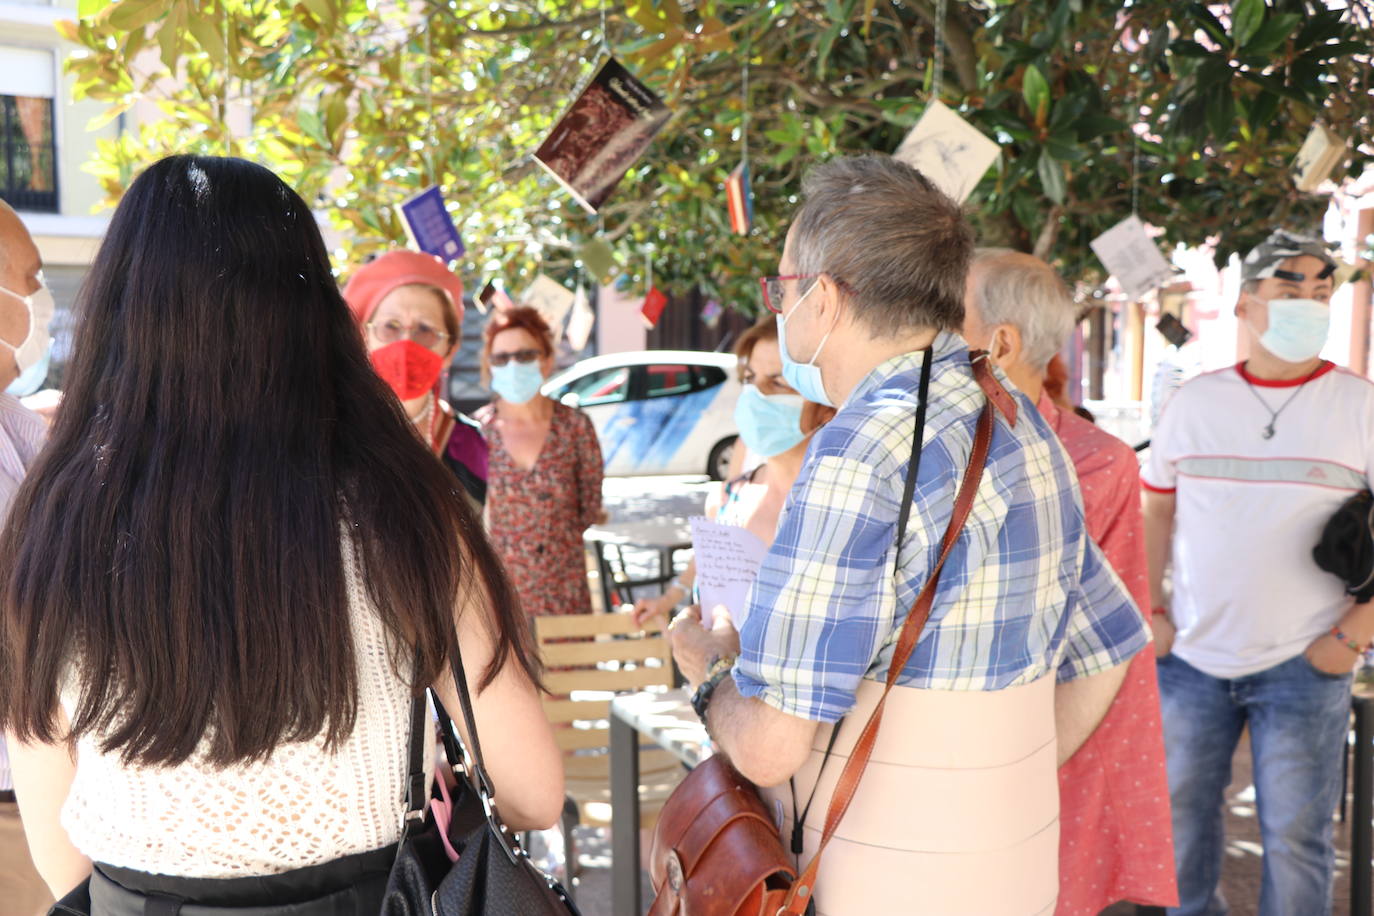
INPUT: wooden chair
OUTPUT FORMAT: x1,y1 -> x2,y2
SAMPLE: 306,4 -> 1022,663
534,612 -> 687,889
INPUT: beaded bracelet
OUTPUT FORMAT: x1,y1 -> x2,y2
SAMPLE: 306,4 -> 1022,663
1329,625 -> 1366,655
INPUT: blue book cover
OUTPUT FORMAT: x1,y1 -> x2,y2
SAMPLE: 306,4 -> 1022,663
398,187 -> 465,261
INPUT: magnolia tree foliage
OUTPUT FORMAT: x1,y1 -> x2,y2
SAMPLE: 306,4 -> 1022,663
62,0 -> 1374,313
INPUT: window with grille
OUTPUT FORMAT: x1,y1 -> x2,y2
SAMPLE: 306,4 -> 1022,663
0,95 -> 58,213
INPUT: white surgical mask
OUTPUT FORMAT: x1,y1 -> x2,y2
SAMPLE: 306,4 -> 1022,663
0,274 -> 55,378
1255,297 -> 1329,364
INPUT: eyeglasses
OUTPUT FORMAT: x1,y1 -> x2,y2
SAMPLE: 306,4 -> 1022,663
759,274 -> 822,314
489,348 -> 542,368
367,319 -> 450,350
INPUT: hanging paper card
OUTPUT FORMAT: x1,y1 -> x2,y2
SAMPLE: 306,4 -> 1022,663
1292,123 -> 1347,193
640,286 -> 669,329
1090,215 -> 1174,302
477,280 -> 515,315
566,286 -> 596,352
533,57 -> 674,214
726,162 -> 753,235
397,187 -> 465,261
579,237 -> 619,284
523,275 -> 577,335
893,100 -> 1000,203
700,298 -> 723,329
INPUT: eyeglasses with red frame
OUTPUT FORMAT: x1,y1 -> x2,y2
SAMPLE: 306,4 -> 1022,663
759,274 -> 822,315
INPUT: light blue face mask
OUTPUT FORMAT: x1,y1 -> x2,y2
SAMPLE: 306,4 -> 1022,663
734,384 -> 806,458
491,360 -> 545,404
5,340 -> 51,397
1256,298 -> 1330,364
775,282 -> 835,407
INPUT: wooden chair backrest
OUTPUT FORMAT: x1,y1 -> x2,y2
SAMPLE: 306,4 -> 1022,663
534,613 -> 674,760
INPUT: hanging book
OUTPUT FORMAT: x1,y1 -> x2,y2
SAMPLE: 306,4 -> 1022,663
396,187 -> 465,261
726,162 -> 753,235
700,298 -> 723,329
893,100 -> 1000,203
1090,215 -> 1174,302
523,274 -> 577,336
579,237 -> 620,284
566,286 -> 596,352
533,57 -> 674,214
476,280 -> 515,315
640,286 -> 669,329
1292,123 -> 1347,193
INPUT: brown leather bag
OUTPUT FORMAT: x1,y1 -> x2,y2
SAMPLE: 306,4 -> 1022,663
648,353 -> 1015,916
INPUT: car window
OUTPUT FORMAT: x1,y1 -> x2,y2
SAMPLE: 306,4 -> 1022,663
563,367 -> 632,406
646,364 -> 693,399
692,364 -> 728,391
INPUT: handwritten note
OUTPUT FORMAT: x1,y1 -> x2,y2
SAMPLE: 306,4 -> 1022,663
893,100 -> 1000,203
690,517 -> 769,630
1090,215 -> 1174,302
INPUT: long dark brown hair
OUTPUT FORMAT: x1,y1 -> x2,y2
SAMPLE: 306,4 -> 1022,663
0,156 -> 537,767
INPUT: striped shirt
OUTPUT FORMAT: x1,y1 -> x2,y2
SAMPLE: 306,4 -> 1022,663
0,391 -> 47,791
734,333 -> 1148,723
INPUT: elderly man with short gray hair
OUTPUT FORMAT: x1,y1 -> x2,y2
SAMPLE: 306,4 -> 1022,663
668,155 -> 1148,915
963,248 -> 1177,915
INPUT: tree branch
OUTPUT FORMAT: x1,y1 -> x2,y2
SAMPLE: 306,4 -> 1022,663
906,0 -> 979,95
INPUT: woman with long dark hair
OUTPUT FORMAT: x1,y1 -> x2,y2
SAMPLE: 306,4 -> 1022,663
0,156 -> 562,909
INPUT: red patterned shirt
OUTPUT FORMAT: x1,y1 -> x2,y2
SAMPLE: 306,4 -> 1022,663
1041,394 -> 1178,914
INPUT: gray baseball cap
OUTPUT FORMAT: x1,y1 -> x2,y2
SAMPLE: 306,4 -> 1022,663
1241,228 -> 1337,284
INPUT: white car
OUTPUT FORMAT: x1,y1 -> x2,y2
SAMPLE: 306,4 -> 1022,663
543,350 -> 741,479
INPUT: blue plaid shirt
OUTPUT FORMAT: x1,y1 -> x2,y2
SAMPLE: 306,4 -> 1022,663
734,333 -> 1148,723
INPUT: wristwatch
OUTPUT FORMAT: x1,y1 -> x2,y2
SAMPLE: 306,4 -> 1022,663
690,653 -> 737,722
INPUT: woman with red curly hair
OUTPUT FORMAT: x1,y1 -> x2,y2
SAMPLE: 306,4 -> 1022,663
478,306 -> 604,618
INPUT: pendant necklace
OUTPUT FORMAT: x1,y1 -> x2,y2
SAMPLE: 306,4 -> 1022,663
1240,362 -> 1323,439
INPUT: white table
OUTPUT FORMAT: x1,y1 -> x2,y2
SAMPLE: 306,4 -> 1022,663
609,689 -> 711,916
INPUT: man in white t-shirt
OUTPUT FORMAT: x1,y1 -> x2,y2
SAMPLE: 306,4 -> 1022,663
1143,228 -> 1372,916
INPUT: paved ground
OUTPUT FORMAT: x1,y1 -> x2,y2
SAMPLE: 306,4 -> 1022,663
571,476 -> 1371,915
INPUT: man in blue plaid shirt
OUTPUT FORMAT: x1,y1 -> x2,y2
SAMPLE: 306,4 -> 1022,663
669,155 -> 1149,915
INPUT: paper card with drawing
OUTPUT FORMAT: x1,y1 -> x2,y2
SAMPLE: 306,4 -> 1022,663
893,100 -> 1000,203
690,517 -> 769,630
1090,215 -> 1174,302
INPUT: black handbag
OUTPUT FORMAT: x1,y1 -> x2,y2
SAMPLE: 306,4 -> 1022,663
1314,488 -> 1374,602
380,640 -> 579,916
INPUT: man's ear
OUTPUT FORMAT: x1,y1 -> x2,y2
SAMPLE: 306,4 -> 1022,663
814,273 -> 846,328
989,324 -> 1022,367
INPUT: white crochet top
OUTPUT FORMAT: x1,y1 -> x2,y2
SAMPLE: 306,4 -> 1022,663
59,545 -> 434,877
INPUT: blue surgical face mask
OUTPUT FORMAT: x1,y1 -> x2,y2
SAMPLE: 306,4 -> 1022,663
734,384 -> 806,458
5,340 -> 51,397
491,360 -> 545,404
1255,298 -> 1330,363
775,282 -> 835,407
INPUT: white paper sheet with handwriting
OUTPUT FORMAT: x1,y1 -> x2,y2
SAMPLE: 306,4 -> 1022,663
689,517 -> 769,630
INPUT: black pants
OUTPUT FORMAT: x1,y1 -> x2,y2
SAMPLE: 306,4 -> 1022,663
51,845 -> 394,916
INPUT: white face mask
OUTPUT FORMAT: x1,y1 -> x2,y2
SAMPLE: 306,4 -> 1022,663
1254,297 -> 1329,364
0,274 -> 55,376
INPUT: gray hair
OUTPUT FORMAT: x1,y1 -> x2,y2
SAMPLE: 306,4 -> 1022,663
791,155 -> 972,335
969,248 -> 1076,371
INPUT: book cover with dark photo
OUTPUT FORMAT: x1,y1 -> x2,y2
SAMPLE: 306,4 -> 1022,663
534,57 -> 673,214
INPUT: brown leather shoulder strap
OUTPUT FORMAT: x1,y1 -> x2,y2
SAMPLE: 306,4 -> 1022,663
779,368 -> 1002,915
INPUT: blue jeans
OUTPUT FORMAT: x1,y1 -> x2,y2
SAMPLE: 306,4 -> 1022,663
1157,652 -> 1352,916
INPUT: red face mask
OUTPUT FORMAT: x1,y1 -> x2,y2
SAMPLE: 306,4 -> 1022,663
371,340 -> 445,401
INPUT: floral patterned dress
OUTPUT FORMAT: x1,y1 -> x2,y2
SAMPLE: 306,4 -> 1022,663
479,402 -> 604,618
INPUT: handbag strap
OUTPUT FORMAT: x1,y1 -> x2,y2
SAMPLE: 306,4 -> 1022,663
778,351 -> 1014,916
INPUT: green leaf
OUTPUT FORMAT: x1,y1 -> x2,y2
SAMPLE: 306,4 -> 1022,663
1038,150 -> 1066,204
1186,3 -> 1232,50
78,0 -> 110,19
1231,0 -> 1263,48
185,9 -> 227,64
1205,90 -> 1235,140
157,5 -> 185,71
108,0 -> 166,31
625,0 -> 671,34
1247,91 -> 1280,133
302,0 -> 337,34
297,108 -> 330,148
1022,64 -> 1050,123
1245,12 -> 1301,55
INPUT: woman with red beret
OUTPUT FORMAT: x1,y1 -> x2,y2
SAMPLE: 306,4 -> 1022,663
343,251 -> 488,509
